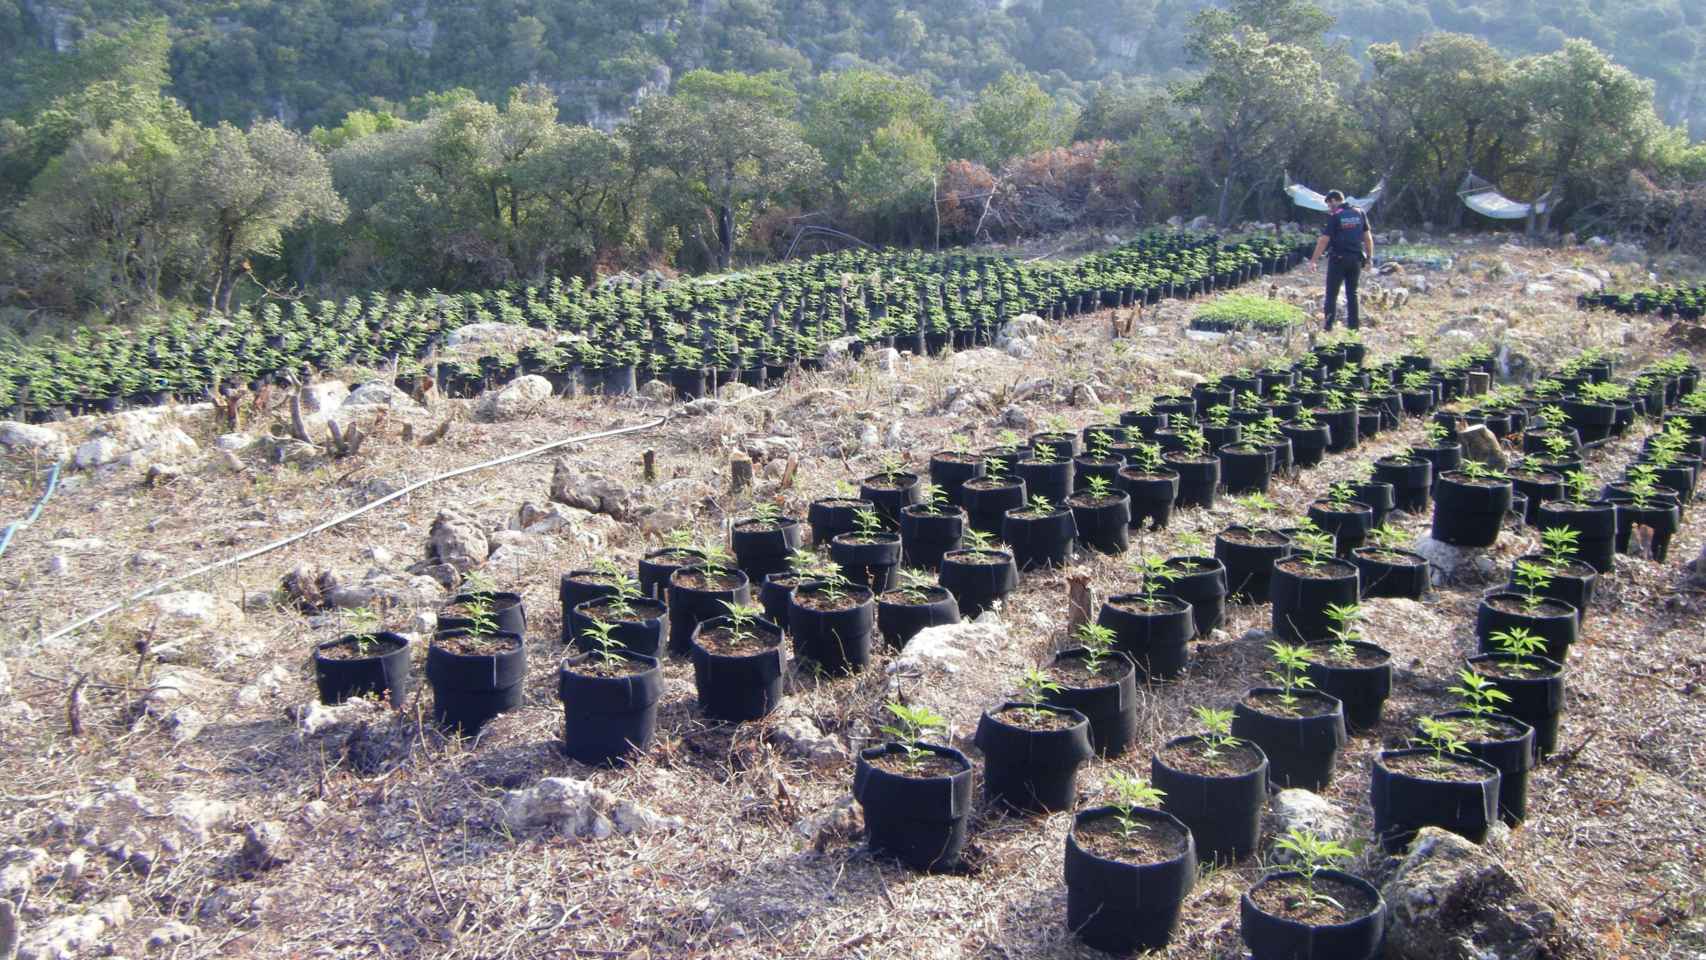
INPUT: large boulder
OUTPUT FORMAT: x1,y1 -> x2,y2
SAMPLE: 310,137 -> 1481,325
296,381 -> 351,437
549,460 -> 635,520
475,374 -> 553,422
426,508 -> 488,572
342,382 -> 422,410
1383,827 -> 1572,960
0,421 -> 69,462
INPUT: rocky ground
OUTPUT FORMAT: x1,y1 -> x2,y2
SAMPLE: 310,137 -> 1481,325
1,233 -> 1704,960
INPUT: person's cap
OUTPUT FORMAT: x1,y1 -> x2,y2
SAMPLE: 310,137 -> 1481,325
1325,190 -> 1345,204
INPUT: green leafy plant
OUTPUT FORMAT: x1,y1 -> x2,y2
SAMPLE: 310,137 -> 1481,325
1448,668 -> 1513,729
1489,627 -> 1548,672
1540,527 -> 1580,568
1106,772 -> 1167,841
1193,706 -> 1241,761
1290,520 -> 1337,568
1265,641 -> 1316,707
718,600 -> 767,643
343,606 -> 384,656
1413,716 -> 1470,771
1564,471 -> 1595,506
1270,829 -> 1356,907
1082,474 -> 1115,500
579,619 -> 628,667
1510,559 -> 1555,613
1131,553 -> 1181,604
1075,622 -> 1117,674
1320,602 -> 1363,663
851,508 -> 887,539
880,702 -> 948,772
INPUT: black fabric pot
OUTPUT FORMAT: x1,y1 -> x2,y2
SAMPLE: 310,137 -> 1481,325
1098,595 -> 1195,681
1476,593 -> 1579,663
730,518 -> 804,584
566,598 -> 666,657
938,549 -> 1019,618
1118,469 -> 1179,530
1608,496 -> 1681,561
1317,407 -> 1360,453
1271,558 -> 1360,643
1215,527 -> 1291,603
1151,736 -> 1268,864
1307,501 -> 1374,557
1002,507 -> 1077,572
1357,410 -> 1383,441
1119,411 -> 1169,437
314,633 -> 411,706
1509,471 -> 1564,525
558,571 -> 619,623
1281,422 -> 1330,468
1373,456 -> 1433,513
1164,556 -> 1228,637
788,584 -> 876,675
1370,748 -> 1500,852
1072,456 -> 1124,492
1469,653 -> 1567,757
758,573 -> 812,628
807,497 -> 876,547
1351,482 -> 1396,529
1068,492 -> 1131,555
1427,710 -> 1535,825
1535,500 -> 1618,574
1219,446 -> 1272,495
898,505 -> 966,570
1303,642 -> 1393,732
860,473 -> 924,527
1204,423 -> 1242,451
1166,454 -> 1220,509
962,479 -> 1028,538
427,631 -> 526,735
1353,548 -> 1430,600
438,591 -> 525,639
1231,689 -> 1347,791
558,652 -> 664,765
974,703 -> 1094,814
690,617 -> 785,723
1430,473 -> 1513,548
638,548 -> 704,600
929,454 -> 984,507
830,532 -> 904,593
1411,444 -> 1464,494
670,367 -> 708,400
1240,870 -> 1385,960
1065,807 -> 1197,954
667,567 -> 753,656
1028,432 -> 1079,463
853,743 -> 973,871
1046,649 -> 1138,758
876,587 -> 960,650
1511,555 -> 1595,625
1017,459 -> 1073,507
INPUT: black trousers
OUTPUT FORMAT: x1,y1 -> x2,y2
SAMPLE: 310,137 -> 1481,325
1324,255 -> 1362,330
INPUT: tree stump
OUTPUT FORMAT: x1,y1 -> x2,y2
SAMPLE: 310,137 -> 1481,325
1067,573 -> 1095,636
730,451 -> 753,493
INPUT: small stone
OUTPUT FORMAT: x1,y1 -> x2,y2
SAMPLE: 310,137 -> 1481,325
342,382 -> 420,409
498,777 -> 682,836
681,398 -> 723,416
637,379 -> 675,403
768,714 -> 848,768
214,433 -> 257,452
146,921 -> 199,951
1412,536 -> 1499,586
130,550 -> 168,568
135,591 -> 244,633
475,375 -> 553,422
74,437 -> 123,469
549,461 -> 634,520
18,895 -> 131,960
1265,789 -> 1353,862
872,348 -> 901,376
48,555 -> 70,576
717,382 -> 758,403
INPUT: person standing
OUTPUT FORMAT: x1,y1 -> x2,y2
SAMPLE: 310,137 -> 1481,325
1309,190 -> 1374,330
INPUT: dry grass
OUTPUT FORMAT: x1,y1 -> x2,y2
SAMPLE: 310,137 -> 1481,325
1,235 -> 1705,959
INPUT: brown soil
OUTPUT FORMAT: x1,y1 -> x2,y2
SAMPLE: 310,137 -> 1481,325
1275,557 -> 1354,579
1473,659 -> 1562,680
673,570 -> 746,592
866,751 -> 966,779
1311,500 -> 1371,515
1067,492 -> 1123,507
1486,595 -> 1574,618
1543,501 -> 1606,513
564,571 -> 621,586
793,588 -> 870,612
578,599 -> 663,623
1249,875 -> 1379,926
933,451 -> 982,464
317,634 -> 405,661
963,479 -> 1021,491
1158,738 -> 1264,778
432,632 -> 520,657
1074,457 -> 1121,468
833,533 -> 898,546
878,587 -> 947,606
648,548 -> 704,566
735,518 -> 791,532
1120,469 -> 1176,481
1509,468 -> 1563,482
1303,643 -> 1389,668
1441,472 -> 1511,488
695,625 -> 781,657
1047,656 -> 1127,688
946,549 -> 1011,566
1072,812 -> 1190,864
993,705 -> 1079,731
862,473 -> 917,491
815,498 -> 869,509
1434,714 -> 1528,744
1220,527 -> 1290,547
566,654 -> 655,679
1381,751 -> 1492,783
1244,690 -> 1337,719
1163,453 -> 1216,465
1358,548 -> 1424,565
1110,597 -> 1185,615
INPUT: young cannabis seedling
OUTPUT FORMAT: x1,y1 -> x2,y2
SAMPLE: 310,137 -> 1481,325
1193,705 -> 1241,761
851,508 -> 887,539
343,606 -> 384,657
880,702 -> 948,773
1131,554 -> 1181,604
1083,474 -> 1115,500
1131,442 -> 1164,473
1448,668 -> 1513,737
890,567 -> 938,604
1011,667 -> 1063,723
1321,603 -> 1363,663
1413,716 -> 1471,772
1271,828 -> 1356,907
1265,642 -> 1316,708
1511,560 -> 1555,613
1106,772 -> 1166,842
1291,522 -> 1337,568
1075,622 -> 1117,674
580,619 -> 628,667
719,600 -> 767,643
1490,627 -> 1547,672
1540,527 -> 1580,568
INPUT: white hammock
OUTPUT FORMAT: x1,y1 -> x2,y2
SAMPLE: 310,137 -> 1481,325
1284,172 -> 1385,212
1458,171 -> 1556,221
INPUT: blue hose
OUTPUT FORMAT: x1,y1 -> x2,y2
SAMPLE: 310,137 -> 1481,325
0,461 -> 62,561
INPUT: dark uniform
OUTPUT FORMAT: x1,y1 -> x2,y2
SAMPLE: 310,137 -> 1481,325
1321,205 -> 1370,330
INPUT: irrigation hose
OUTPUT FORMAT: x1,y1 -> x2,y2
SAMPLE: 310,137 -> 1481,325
0,461 -> 62,562
32,388 -> 774,648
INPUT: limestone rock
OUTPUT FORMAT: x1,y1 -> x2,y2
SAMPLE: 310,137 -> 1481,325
475,374 -> 553,422
58,779 -> 236,872
637,379 -> 675,404
1456,424 -> 1508,470
549,460 -> 634,520
296,381 -> 351,436
427,509 -> 488,572
717,382 -> 759,403
342,382 -> 421,409
73,437 -> 123,469
1383,827 -> 1569,960
681,397 -> 723,416
872,347 -> 901,376
237,820 -> 291,872
0,421 -> 69,461
768,713 -> 848,768
1412,536 -> 1500,586
18,896 -> 131,960
0,848 -> 48,901
792,795 -> 863,845
1264,789 -> 1353,863
146,921 -> 199,951
498,777 -> 683,836
998,314 -> 1048,345
137,591 -> 244,633
290,697 -> 390,738
889,618 -> 1009,676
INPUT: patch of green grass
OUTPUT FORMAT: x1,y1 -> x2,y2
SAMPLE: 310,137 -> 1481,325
1189,293 -> 1305,333
1380,244 -> 1454,269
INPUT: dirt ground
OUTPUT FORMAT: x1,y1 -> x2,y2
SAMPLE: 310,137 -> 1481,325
1,234 -> 1705,960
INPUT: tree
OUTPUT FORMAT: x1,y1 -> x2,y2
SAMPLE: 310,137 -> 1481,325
803,70 -> 946,189
1180,25 -> 1325,224
199,121 -> 346,313
957,73 -> 1079,170
625,69 -> 822,270
845,118 -> 941,243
